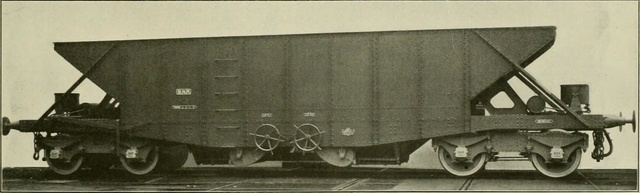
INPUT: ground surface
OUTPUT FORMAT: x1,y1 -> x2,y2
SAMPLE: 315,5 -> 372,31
2,167 -> 637,191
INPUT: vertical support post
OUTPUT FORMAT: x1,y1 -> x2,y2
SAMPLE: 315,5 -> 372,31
463,31 -> 471,132
416,33 -> 425,138
198,48 -> 207,146
160,50 -> 170,141
284,38 -> 292,134
328,37 -> 335,146
200,57 -> 208,146
370,35 -> 380,145
196,51 -> 204,146
240,39 -> 248,146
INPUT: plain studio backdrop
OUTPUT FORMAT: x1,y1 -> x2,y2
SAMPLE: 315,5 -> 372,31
2,2 -> 637,170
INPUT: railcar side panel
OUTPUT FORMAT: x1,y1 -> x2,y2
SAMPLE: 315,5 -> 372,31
377,32 -> 421,144
201,38 -> 244,147
290,35 -> 332,144
52,27 -> 557,148
419,31 -> 466,138
242,37 -> 288,147
330,35 -> 374,146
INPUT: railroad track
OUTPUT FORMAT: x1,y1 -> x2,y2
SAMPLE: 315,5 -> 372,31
2,167 -> 637,191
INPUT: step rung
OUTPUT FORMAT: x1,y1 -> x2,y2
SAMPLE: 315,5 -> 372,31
215,109 -> 238,112
214,92 -> 239,95
214,58 -> 238,62
214,75 -> 239,78
216,126 -> 240,129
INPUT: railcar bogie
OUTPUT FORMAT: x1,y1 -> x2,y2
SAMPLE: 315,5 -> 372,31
432,129 -> 588,177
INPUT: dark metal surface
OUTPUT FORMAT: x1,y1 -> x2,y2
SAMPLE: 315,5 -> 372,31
51,27 -> 557,148
34,43 -> 116,132
471,114 -> 606,132
2,167 -> 636,191
475,28 -> 590,128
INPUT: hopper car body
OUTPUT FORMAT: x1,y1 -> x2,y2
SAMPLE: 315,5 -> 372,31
2,26 -> 635,177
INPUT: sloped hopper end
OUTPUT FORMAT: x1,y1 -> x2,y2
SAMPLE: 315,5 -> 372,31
54,41 -> 122,99
466,27 -> 556,102
52,27 -> 557,102
474,26 -> 556,69
54,41 -> 117,74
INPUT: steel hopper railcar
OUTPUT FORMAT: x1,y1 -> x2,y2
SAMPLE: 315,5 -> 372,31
2,26 -> 636,178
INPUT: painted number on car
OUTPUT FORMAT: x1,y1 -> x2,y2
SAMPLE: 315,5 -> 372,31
176,88 -> 192,95
535,119 -> 553,124
172,105 -> 197,110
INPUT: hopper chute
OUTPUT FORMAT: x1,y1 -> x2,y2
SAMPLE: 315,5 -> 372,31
52,27 -> 558,103
473,27 -> 556,68
54,41 -> 121,99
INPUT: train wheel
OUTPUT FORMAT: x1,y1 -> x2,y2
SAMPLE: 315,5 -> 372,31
530,149 -> 581,178
119,146 -> 160,175
437,147 -> 487,177
156,144 -> 190,171
45,149 -> 85,175
316,148 -> 355,167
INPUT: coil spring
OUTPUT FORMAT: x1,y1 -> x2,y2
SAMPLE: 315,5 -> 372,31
591,130 -> 613,162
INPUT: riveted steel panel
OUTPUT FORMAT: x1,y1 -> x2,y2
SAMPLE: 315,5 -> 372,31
331,35 -> 374,146
377,32 -> 422,144
489,132 -> 529,152
419,31 -> 466,137
241,37 -> 288,147
290,35 -> 332,112
125,40 -> 203,126
471,114 -> 605,132
243,37 -> 287,115
467,32 -> 516,102
378,33 -> 420,111
53,27 -> 559,148
289,35 -> 332,143
54,41 -> 122,98
473,27 -> 556,68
